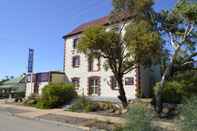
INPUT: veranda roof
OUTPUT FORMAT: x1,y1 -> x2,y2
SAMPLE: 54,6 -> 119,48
0,76 -> 26,92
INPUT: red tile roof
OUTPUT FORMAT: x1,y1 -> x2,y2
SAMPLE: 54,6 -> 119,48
63,16 -> 110,39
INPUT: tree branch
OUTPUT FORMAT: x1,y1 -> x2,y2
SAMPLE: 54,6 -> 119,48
123,65 -> 137,75
182,52 -> 197,63
169,32 -> 179,50
181,60 -> 197,66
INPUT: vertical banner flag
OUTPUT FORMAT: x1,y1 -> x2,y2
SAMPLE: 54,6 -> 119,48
28,49 -> 34,73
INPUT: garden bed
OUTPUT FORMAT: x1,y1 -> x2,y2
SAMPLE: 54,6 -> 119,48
89,111 -> 122,117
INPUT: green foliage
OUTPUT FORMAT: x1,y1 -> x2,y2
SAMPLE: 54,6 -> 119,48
14,92 -> 25,98
154,81 -> 183,104
123,104 -> 153,131
179,96 -> 197,131
158,0 -> 197,57
69,96 -> 97,112
39,83 -> 77,108
173,70 -> 197,97
36,83 -> 77,109
154,70 -> 197,104
175,0 -> 197,22
69,97 -> 120,113
154,0 -> 197,113
35,98 -> 54,109
112,0 -> 154,18
78,0 -> 162,108
78,25 -> 119,58
162,81 -> 183,104
23,94 -> 39,106
14,92 -> 25,102
125,20 -> 162,65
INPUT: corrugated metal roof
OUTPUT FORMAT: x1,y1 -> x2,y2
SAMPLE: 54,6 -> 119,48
3,76 -> 25,85
0,76 -> 26,93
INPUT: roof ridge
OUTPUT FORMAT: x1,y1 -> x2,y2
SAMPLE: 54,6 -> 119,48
63,15 -> 110,39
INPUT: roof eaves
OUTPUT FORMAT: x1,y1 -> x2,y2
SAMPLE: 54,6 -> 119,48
63,31 -> 82,39
63,16 -> 110,39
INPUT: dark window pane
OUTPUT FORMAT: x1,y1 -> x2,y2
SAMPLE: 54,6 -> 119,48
125,77 -> 134,85
110,76 -> 118,90
73,38 -> 79,49
88,57 -> 93,72
72,56 -> 80,67
72,78 -> 80,89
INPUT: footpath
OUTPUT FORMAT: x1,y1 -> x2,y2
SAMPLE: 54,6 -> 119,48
0,101 -> 125,131
0,101 -> 177,131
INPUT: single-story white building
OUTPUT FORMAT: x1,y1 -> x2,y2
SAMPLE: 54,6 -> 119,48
25,71 -> 66,98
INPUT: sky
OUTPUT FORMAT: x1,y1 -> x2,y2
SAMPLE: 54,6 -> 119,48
0,0 -> 176,79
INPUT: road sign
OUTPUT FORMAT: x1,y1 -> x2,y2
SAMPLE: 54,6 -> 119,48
28,49 -> 34,73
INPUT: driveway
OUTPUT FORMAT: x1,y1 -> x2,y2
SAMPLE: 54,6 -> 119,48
0,110 -> 83,131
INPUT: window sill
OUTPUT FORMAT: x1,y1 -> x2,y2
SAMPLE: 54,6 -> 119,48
73,66 -> 80,68
88,70 -> 100,72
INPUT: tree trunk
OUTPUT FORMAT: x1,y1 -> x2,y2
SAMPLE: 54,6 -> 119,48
155,63 -> 173,113
117,76 -> 128,108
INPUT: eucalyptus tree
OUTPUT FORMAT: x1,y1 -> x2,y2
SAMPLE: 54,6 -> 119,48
155,0 -> 197,113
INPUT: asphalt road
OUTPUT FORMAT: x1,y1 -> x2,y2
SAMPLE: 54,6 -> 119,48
0,111 -> 83,131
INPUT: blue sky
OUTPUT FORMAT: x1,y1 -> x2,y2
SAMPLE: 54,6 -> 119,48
0,0 -> 176,79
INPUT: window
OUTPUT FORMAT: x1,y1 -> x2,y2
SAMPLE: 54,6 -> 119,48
27,75 -> 31,82
72,56 -> 80,67
125,77 -> 134,86
72,78 -> 80,89
88,57 -> 100,72
73,38 -> 79,49
110,76 -> 118,90
36,73 -> 49,82
88,77 -> 100,96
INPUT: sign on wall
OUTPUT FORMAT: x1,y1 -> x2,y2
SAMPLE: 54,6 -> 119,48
28,48 -> 34,73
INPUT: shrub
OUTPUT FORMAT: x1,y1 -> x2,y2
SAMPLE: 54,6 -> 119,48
122,104 -> 153,131
23,93 -> 39,106
69,97 -> 120,113
69,96 -> 97,112
179,96 -> 197,131
162,81 -> 184,104
96,102 -> 110,111
153,70 -> 197,104
14,92 -> 25,98
35,98 -> 53,109
174,70 -> 197,97
14,92 -> 25,102
154,81 -> 185,104
36,83 -> 77,109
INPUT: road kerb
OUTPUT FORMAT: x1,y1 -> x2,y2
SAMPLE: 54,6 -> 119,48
14,113 -> 90,131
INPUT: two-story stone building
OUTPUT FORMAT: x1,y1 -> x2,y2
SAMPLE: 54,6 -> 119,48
63,16 -> 161,100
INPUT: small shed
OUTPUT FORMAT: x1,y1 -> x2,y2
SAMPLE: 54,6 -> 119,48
26,71 -> 66,97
